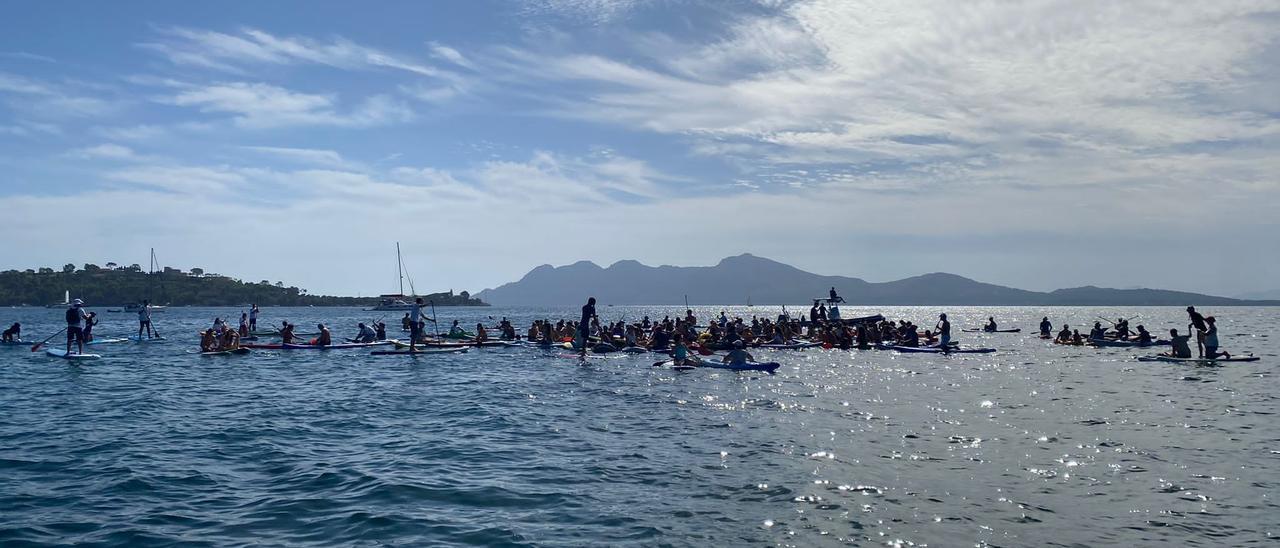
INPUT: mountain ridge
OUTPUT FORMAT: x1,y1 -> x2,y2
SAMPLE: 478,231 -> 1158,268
476,254 -> 1280,306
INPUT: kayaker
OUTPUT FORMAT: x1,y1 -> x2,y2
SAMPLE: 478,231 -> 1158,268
1187,306 -> 1207,357
315,324 -> 331,347
1,322 -> 19,342
723,340 -> 754,365
65,299 -> 89,355
408,298 -> 424,352
1166,328 -> 1192,358
82,311 -> 98,342
355,322 -> 376,343
249,304 -> 259,332
984,317 -> 998,332
1039,317 -> 1052,337
137,300 -> 155,339
936,314 -> 951,348
577,297 -> 597,352
1201,317 -> 1230,359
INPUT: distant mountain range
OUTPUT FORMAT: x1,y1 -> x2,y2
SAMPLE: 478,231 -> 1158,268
475,254 -> 1280,306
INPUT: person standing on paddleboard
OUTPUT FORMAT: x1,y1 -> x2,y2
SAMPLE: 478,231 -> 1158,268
65,299 -> 89,355
936,313 -> 951,348
137,299 -> 155,339
578,297 -> 597,353
1187,306 -> 1207,358
408,298 -> 424,352
249,304 -> 259,332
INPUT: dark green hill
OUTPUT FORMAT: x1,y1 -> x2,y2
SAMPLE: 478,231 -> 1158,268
0,264 -> 486,307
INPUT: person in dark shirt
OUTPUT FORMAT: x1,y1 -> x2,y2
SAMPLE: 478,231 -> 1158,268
1187,306 -> 1207,357
578,297 -> 597,352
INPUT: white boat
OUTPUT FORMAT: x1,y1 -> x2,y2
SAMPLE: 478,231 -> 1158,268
124,303 -> 166,313
46,290 -> 70,308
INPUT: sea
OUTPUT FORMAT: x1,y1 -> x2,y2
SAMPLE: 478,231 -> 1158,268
0,305 -> 1275,547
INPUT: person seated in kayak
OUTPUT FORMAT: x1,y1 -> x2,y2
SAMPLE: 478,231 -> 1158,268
984,317 -> 998,332
1165,328 -> 1192,358
200,329 -> 217,352
1088,322 -> 1107,341
375,322 -> 387,341
1055,325 -> 1072,343
475,323 -> 488,343
1134,325 -> 1153,345
1039,317 -> 1052,337
82,311 -> 98,342
723,341 -> 755,365
2,322 -> 19,342
401,313 -> 412,331
671,334 -> 696,366
354,323 -> 376,343
315,324 -> 332,347
1201,317 -> 1231,360
280,322 -> 296,344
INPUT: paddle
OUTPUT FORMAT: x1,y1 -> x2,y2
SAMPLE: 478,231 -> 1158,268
31,327 -> 68,352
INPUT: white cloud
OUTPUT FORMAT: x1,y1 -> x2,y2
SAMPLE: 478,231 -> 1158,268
71,143 -> 136,160
242,146 -> 352,168
163,82 -> 412,128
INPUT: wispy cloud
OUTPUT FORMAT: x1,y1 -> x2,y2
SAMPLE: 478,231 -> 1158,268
141,26 -> 455,80
162,82 -> 412,128
242,146 -> 353,169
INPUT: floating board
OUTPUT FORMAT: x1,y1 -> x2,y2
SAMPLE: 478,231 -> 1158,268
1137,355 -> 1259,364
87,337 -> 130,345
879,345 -> 996,354
127,336 -> 167,342
655,359 -> 779,373
201,348 -> 252,356
280,341 -> 392,350
45,348 -> 101,360
370,348 -> 470,356
962,328 -> 1022,333
0,340 -> 34,346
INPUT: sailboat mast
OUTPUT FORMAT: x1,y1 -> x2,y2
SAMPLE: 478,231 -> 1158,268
396,242 -> 404,296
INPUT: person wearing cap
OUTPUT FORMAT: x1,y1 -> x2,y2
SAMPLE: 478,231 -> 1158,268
936,313 -> 951,348
65,299 -> 89,355
137,299 -> 155,340
723,340 -> 754,366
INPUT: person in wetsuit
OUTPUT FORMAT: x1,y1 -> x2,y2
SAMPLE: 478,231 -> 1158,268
577,297 -> 597,352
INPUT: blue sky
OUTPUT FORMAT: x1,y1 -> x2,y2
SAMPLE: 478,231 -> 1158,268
2,0 -> 1278,297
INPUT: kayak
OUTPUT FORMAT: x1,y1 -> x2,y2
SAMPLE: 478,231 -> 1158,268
370,348 -> 470,356
87,337 -> 130,345
201,348 -> 252,356
878,344 -> 996,354
45,348 -> 102,360
962,328 -> 1022,333
655,359 -> 780,373
281,341 -> 393,350
1137,355 -> 1259,363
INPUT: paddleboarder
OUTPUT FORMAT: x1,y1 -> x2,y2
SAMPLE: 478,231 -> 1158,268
408,298 -> 424,352
65,299 -> 89,355
1039,317 -> 1052,337
249,304 -> 259,332
1187,306 -> 1207,357
936,313 -> 951,348
578,297 -> 597,353
137,299 -> 156,339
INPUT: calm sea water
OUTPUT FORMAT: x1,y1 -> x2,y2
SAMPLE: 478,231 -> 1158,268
0,305 -> 1275,547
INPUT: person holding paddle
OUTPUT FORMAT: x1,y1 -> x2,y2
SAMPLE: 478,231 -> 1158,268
65,299 -> 90,355
577,297 -> 597,353
137,299 -> 156,340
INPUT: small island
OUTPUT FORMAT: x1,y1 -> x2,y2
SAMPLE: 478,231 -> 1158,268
0,263 -> 487,307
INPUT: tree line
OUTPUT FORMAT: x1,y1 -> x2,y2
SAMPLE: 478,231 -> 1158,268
0,264 -> 487,307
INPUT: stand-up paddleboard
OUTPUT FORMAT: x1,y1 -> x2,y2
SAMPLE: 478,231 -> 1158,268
370,347 -> 470,356
1136,355 -> 1259,364
962,328 -> 1022,333
45,348 -> 101,360
87,337 -> 130,345
200,347 -> 251,356
655,359 -> 779,373
128,335 -> 167,342
878,344 -> 996,354
281,341 -> 393,350
1089,339 -> 1169,348
0,340 -> 34,347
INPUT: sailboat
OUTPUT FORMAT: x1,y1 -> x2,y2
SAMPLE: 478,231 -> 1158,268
125,248 -> 166,313
46,290 -> 71,308
369,242 -> 419,311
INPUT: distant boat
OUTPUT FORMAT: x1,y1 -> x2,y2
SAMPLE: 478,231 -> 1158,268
46,290 -> 70,308
368,242 -> 421,311
124,302 -> 166,313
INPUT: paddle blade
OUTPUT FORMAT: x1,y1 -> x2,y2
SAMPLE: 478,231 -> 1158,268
30,343 -> 41,352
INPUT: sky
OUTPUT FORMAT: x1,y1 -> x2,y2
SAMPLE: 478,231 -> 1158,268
1,0 -> 1278,298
